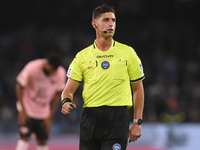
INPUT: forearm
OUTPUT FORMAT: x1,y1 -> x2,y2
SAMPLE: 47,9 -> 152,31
133,89 -> 144,119
16,82 -> 26,112
61,78 -> 80,102
49,92 -> 61,119
131,81 -> 144,119
61,89 -> 74,101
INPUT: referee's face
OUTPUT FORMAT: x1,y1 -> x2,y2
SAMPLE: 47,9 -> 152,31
98,12 -> 116,37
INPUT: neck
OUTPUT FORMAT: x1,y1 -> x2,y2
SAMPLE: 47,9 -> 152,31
95,37 -> 113,51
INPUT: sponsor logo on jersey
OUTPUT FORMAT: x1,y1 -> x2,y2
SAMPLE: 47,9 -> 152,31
97,55 -> 113,58
113,143 -> 121,150
101,61 -> 110,69
67,68 -> 72,77
88,66 -> 93,69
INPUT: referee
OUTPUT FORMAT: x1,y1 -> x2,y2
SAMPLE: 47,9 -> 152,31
61,4 -> 145,150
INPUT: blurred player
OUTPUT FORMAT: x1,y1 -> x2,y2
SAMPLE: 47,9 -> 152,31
61,4 -> 145,150
15,53 -> 66,150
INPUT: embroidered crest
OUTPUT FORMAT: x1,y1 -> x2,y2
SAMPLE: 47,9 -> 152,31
113,143 -> 121,150
101,61 -> 110,69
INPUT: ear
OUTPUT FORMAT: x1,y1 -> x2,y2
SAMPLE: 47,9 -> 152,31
91,20 -> 96,29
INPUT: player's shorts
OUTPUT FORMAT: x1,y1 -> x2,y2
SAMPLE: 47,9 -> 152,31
80,106 -> 130,150
18,118 -> 48,140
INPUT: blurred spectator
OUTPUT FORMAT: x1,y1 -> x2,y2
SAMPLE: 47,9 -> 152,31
160,97 -> 186,122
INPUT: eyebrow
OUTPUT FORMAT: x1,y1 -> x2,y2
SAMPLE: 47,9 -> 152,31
103,17 -> 116,21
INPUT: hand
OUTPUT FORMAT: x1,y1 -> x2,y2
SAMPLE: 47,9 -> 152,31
18,111 -> 29,125
61,102 -> 76,115
128,123 -> 142,143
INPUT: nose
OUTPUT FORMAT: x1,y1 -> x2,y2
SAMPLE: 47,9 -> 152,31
109,20 -> 115,27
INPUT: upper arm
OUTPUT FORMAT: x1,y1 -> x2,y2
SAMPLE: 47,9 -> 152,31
61,78 -> 80,99
131,80 -> 144,93
16,62 -> 32,87
16,82 -> 24,93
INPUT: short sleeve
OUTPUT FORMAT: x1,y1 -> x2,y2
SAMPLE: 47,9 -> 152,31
56,67 -> 67,92
66,54 -> 83,82
16,63 -> 31,87
127,47 -> 145,82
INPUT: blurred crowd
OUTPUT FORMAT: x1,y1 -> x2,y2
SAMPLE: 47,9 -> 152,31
0,0 -> 200,133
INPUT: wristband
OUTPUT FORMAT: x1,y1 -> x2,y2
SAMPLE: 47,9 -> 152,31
61,98 -> 72,106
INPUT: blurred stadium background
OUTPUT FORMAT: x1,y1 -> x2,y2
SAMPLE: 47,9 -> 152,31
0,0 -> 200,150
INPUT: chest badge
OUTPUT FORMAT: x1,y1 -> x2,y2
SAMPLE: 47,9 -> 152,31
101,61 -> 110,69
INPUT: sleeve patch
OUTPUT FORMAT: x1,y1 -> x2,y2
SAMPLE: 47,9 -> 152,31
66,68 -> 72,77
139,63 -> 144,76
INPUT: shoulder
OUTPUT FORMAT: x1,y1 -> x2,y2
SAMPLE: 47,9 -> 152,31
24,59 -> 45,70
27,59 -> 46,66
115,41 -> 131,48
72,44 -> 94,63
57,66 -> 66,75
114,41 -> 136,55
76,44 -> 94,57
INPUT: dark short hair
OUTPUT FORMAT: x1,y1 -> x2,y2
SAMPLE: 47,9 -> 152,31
92,4 -> 115,20
47,52 -> 62,69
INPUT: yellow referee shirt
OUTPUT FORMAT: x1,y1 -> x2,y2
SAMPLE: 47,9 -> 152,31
67,40 -> 145,108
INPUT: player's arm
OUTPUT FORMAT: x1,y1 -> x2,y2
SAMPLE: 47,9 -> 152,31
61,78 -> 80,115
50,91 -> 62,119
43,91 -> 62,133
16,82 -> 29,125
129,80 -> 144,142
